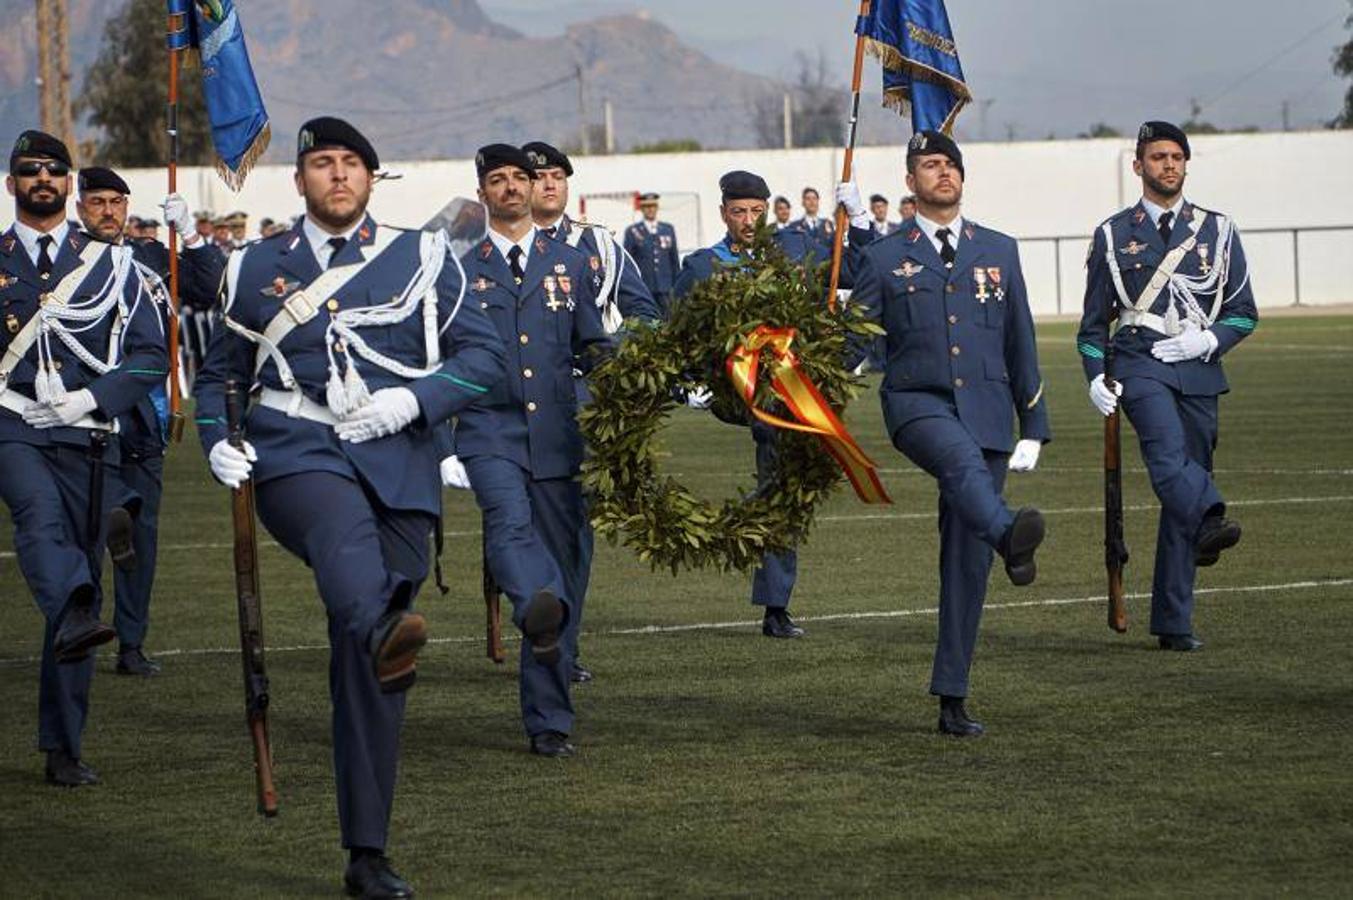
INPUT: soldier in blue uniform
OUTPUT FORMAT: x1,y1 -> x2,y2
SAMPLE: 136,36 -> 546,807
75,165 -> 225,677
195,117 -> 506,899
842,131 -> 1050,737
622,192 -> 680,319
453,144 -> 612,758
0,130 -> 168,786
869,193 -> 898,238
673,170 -> 819,639
1078,121 -> 1253,652
789,186 -> 835,259
521,140 -> 658,683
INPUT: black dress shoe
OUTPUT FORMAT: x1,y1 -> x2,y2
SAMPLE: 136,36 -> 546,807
529,731 -> 576,758
106,506 -> 137,573
762,608 -> 805,639
1001,507 -> 1046,586
523,590 -> 565,666
1195,516 -> 1241,565
344,854 -> 413,899
368,611 -> 428,693
937,696 -> 985,737
570,661 -> 594,684
45,749 -> 100,787
1158,633 -> 1204,652
116,646 -> 161,676
53,605 -> 116,664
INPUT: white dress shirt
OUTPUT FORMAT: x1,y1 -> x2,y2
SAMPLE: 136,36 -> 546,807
1140,195 -> 1185,231
488,225 -> 538,273
914,210 -> 965,259
302,215 -> 364,270
13,219 -> 70,269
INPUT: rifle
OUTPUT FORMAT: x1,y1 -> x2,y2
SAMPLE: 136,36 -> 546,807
86,431 -> 110,575
225,380 -> 279,816
481,529 -> 505,664
1104,349 -> 1129,633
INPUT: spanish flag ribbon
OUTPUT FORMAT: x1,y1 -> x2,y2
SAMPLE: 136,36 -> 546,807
725,325 -> 891,505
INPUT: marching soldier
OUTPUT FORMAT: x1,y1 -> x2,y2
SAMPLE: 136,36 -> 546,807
453,144 -> 612,757
74,165 -> 224,676
521,140 -> 659,683
842,131 -> 1050,736
622,191 -> 680,319
0,130 -> 167,785
195,117 -> 506,897
1078,120 -> 1253,652
673,170 -> 817,640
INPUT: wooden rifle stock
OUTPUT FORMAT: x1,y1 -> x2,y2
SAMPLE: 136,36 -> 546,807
1104,360 -> 1129,633
481,530 -> 505,664
226,381 -> 278,816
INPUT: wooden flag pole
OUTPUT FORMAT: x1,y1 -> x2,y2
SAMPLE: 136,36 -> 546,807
164,7 -> 186,442
827,0 -> 872,312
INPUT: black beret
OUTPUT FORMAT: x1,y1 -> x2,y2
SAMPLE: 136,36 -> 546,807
1136,120 -> 1191,160
869,194 -> 887,205
475,143 -> 538,181
297,116 -> 379,171
907,130 -> 964,178
719,170 -> 770,203
639,192 -> 661,202
78,166 -> 130,195
521,141 -> 573,177
10,129 -> 71,171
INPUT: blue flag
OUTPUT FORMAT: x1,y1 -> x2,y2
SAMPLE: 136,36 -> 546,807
857,0 -> 971,135
168,0 -> 270,189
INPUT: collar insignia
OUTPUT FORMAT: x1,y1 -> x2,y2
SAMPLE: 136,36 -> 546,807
534,237 -> 548,254
358,224 -> 371,242
480,241 -> 492,259
908,228 -> 922,243
1132,208 -> 1147,225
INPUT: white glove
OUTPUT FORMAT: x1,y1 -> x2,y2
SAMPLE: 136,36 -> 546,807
1088,373 -> 1122,416
1150,322 -> 1218,363
686,386 -> 713,409
334,387 -> 421,444
209,439 -> 257,488
22,388 -> 98,428
440,455 -> 472,490
161,192 -> 198,245
1007,438 -> 1042,473
834,181 -> 871,229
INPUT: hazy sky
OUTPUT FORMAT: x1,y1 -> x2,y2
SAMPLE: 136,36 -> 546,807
483,0 -> 1351,140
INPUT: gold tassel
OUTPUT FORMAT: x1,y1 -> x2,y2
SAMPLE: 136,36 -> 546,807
215,122 -> 271,192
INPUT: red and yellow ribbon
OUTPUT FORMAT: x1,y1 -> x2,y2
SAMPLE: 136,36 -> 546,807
725,325 -> 891,505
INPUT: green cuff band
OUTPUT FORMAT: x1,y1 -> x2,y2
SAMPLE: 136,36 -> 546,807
432,372 -> 489,394
1077,343 -> 1105,360
1217,317 -> 1256,332
127,368 -> 169,376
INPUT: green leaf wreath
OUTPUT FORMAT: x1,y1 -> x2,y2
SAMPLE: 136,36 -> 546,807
580,224 -> 884,574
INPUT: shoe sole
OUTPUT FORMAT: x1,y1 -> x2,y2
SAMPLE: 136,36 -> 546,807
106,507 -> 136,573
524,591 -> 565,666
1195,522 -> 1241,563
54,622 -> 116,664
1004,508 -> 1046,586
375,613 -> 428,694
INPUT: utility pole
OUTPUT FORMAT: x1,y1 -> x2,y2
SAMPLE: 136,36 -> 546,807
783,92 -> 793,149
576,63 -> 591,155
603,99 -> 614,155
33,0 -> 72,151
1281,100 -> 1291,132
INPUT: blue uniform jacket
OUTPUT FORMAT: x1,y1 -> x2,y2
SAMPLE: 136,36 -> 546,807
1077,200 -> 1257,395
622,220 -> 680,295
454,232 -> 612,480
0,225 -> 167,449
847,219 -> 1051,453
552,216 -> 660,323
790,216 -> 836,261
195,215 -> 507,517
672,224 -> 868,301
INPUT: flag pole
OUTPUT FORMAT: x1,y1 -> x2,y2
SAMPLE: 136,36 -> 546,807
827,0 -> 872,313
164,4 -> 186,442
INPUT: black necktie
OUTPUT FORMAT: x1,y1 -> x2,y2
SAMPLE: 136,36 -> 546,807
326,236 -> 347,268
36,235 -> 54,277
1157,211 -> 1174,246
936,227 -> 956,267
544,226 -> 558,239
507,245 -> 525,284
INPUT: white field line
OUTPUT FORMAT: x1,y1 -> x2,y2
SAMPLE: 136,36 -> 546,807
0,577 -> 1349,668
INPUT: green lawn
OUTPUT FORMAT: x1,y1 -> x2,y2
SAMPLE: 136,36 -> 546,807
2,316 -> 1351,898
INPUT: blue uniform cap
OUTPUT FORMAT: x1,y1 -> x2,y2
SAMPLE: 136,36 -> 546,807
719,170 -> 770,203
1136,120 -> 1191,160
78,166 -> 130,195
521,141 -> 573,176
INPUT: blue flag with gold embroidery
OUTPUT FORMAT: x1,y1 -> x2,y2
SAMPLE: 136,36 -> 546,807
167,0 -> 270,189
857,0 -> 971,135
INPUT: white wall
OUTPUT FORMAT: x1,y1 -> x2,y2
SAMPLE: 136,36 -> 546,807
8,130 -> 1352,312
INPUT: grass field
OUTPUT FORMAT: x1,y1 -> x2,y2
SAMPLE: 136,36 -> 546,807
2,315 -> 1351,898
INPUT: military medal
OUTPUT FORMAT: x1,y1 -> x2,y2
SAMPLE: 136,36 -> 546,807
987,267 -> 1003,301
589,256 -> 601,272
5,313 -> 18,334
973,267 -> 989,303
1196,243 -> 1211,275
543,275 -> 563,312
558,275 -> 575,311
554,263 -> 567,275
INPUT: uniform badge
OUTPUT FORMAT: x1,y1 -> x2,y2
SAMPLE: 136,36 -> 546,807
986,267 -> 1004,301
558,274 -> 572,295
973,267 -> 990,304
543,275 -> 562,312
963,223 -> 975,241
1196,243 -> 1210,275
1181,205 -> 1194,223
554,263 -> 568,275
1119,240 -> 1146,256
659,235 -> 672,249
893,260 -> 923,278
287,234 -> 302,252
0,273 -> 15,289
534,237 -> 548,254
357,224 -> 371,242
588,256 -> 600,272
473,276 -> 492,293
262,276 -> 300,298
5,313 -> 18,334
1132,208 -> 1147,225
1,235 -> 15,254
479,241 -> 492,259
907,228 -> 922,243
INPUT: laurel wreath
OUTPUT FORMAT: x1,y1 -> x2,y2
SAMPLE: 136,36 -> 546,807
579,225 -> 882,574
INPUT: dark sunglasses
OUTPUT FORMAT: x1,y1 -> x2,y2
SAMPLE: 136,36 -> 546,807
12,160 -> 70,178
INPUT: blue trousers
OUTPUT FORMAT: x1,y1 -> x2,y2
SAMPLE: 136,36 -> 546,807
112,451 -> 164,650
0,440 -> 114,759
464,455 -> 579,737
893,412 -> 1013,699
751,421 -> 797,608
255,471 -> 434,852
1120,376 -> 1223,636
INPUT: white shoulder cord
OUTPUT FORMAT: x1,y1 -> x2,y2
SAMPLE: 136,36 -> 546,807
35,244 -> 133,404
